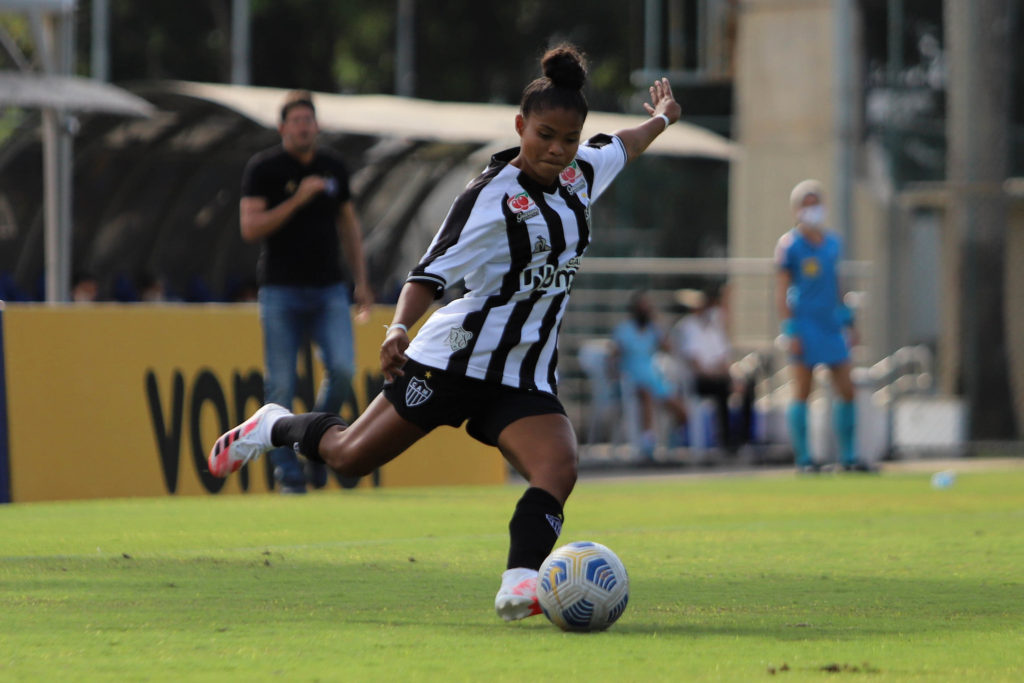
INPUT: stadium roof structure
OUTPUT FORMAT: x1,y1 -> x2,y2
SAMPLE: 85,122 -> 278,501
160,81 -> 737,161
0,72 -> 156,116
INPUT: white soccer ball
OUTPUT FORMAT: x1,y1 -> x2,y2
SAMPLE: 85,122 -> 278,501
537,541 -> 629,632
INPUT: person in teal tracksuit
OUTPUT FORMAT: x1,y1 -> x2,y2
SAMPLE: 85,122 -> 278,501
774,179 -> 869,472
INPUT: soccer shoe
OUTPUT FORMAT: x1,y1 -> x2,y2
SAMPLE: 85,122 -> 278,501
304,458 -> 329,489
208,403 -> 290,478
842,461 -> 879,473
494,568 -> 542,621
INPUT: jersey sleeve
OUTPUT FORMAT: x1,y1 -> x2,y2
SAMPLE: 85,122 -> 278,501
576,134 -> 628,201
774,231 -> 796,274
325,154 -> 352,204
406,188 -> 504,299
678,318 -> 700,357
240,155 -> 270,199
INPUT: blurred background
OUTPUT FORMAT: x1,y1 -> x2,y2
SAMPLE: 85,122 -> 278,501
1,0 -> 1021,471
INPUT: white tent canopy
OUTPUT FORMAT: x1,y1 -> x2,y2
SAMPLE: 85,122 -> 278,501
165,81 -> 737,161
0,72 -> 155,115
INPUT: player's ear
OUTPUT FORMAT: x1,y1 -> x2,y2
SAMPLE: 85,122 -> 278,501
514,114 -> 525,136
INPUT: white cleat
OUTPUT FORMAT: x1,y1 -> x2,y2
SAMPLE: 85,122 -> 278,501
207,403 -> 290,478
495,567 -> 542,621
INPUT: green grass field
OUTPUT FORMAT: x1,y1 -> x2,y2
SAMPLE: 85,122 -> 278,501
2,465 -> 1022,681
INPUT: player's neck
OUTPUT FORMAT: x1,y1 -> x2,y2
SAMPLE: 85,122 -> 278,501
798,225 -> 825,244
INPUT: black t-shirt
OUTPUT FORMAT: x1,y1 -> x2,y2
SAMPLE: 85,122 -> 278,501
240,145 -> 353,287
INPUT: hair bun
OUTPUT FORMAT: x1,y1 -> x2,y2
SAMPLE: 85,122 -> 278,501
542,44 -> 587,91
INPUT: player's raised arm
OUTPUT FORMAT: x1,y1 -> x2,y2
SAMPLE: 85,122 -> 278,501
614,77 -> 682,163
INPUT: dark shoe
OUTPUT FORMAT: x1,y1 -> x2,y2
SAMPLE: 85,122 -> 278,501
273,466 -> 307,494
841,461 -> 878,473
305,459 -> 329,489
796,463 -> 821,474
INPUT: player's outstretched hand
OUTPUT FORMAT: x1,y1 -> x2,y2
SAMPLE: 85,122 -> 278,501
642,77 -> 682,126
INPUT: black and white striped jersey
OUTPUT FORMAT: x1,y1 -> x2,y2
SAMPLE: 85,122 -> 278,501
405,134 -> 627,394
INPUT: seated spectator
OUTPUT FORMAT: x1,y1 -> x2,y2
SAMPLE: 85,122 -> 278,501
71,271 -> 100,303
671,285 -> 754,451
612,290 -> 688,457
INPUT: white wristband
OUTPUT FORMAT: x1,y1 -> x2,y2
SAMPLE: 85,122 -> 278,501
655,113 -> 671,129
385,323 -> 408,334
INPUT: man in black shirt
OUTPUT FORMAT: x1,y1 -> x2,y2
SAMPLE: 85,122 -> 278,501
240,90 -> 372,493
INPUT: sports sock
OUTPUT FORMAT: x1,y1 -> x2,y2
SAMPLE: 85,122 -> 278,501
507,487 -> 564,570
833,400 -> 856,465
270,413 -> 346,464
787,401 -> 811,466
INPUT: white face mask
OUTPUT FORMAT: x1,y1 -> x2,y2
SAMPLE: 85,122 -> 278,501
798,204 -> 826,227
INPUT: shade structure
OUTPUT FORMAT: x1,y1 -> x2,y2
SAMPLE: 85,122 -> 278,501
0,71 -> 155,116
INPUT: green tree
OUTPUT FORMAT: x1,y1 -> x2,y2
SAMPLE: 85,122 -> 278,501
72,0 -> 641,110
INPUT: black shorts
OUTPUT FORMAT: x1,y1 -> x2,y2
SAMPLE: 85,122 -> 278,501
382,358 -> 566,447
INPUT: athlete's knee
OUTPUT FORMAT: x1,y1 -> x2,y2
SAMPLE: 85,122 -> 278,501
533,450 -> 578,501
555,452 -> 579,483
318,427 -> 370,476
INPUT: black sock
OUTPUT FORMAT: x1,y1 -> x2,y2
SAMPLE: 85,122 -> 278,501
270,413 -> 346,464
506,487 -> 564,570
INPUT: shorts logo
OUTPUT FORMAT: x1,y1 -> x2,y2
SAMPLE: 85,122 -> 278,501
507,192 -> 540,222
447,325 -> 473,352
558,161 -> 586,195
405,376 -> 433,407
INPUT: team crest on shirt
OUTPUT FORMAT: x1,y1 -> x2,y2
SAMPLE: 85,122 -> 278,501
532,234 -> 551,254
802,257 -> 821,278
558,161 -> 587,195
447,325 -> 474,352
507,192 -> 540,222
405,376 -> 433,407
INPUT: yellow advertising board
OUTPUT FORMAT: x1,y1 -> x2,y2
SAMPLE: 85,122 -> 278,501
0,304 -> 505,503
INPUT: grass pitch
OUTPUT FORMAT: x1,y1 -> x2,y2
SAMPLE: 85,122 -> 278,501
1,465 -> 1022,681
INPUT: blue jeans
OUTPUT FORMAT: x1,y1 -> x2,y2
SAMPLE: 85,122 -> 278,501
259,283 -> 355,485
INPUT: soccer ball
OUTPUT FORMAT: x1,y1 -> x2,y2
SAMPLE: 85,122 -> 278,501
536,541 -> 629,632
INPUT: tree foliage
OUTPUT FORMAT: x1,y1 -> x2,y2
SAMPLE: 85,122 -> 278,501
68,0 -> 641,110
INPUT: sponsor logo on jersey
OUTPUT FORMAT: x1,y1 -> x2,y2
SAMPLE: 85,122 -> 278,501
802,257 -> 821,278
558,161 -> 587,195
447,325 -> 474,352
532,235 -> 551,254
405,376 -> 433,407
507,192 -> 540,222
520,255 -> 582,294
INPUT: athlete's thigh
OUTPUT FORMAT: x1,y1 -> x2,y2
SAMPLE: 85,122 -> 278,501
789,362 -> 814,400
323,394 -> 427,474
828,361 -> 855,401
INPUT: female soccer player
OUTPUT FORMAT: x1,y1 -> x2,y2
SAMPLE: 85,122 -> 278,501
209,44 -> 682,620
775,179 -> 870,472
